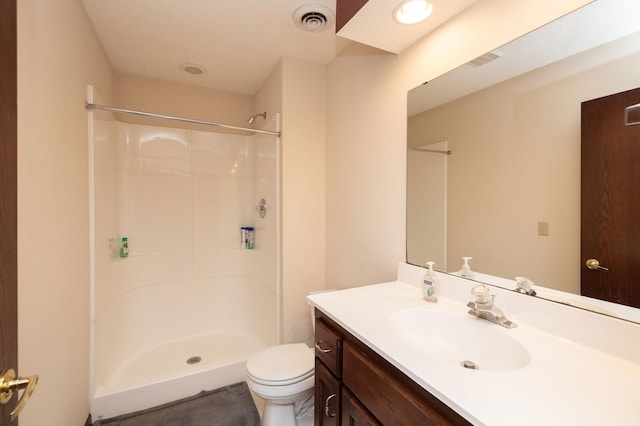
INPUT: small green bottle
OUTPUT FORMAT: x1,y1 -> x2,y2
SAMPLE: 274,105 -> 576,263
120,237 -> 129,258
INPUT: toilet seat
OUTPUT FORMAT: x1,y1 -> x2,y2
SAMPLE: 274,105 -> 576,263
247,374 -> 315,399
246,343 -> 314,386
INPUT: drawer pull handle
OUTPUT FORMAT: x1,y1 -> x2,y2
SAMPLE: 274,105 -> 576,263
315,341 -> 332,353
324,393 -> 337,417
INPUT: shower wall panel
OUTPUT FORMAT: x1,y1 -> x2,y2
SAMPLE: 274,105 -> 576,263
94,122 -> 278,318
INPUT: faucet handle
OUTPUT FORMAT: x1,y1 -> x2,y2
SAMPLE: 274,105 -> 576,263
471,284 -> 492,304
515,276 -> 537,296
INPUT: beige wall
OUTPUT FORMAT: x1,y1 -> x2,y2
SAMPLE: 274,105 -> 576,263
113,72 -> 254,133
326,54 -> 408,288
325,0 -> 593,290
280,57 -> 326,344
17,0 -> 113,425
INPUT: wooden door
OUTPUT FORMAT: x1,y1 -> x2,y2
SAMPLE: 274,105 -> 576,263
581,87 -> 640,308
0,0 -> 19,424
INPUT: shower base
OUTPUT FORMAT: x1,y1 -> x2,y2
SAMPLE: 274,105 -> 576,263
91,330 -> 265,421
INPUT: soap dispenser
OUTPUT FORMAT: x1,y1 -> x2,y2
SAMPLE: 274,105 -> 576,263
458,257 -> 475,279
422,261 -> 439,303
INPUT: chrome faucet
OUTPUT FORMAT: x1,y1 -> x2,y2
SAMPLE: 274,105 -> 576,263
466,284 -> 517,329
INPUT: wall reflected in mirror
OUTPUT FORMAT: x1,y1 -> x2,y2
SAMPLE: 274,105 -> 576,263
406,0 -> 640,323
407,142 -> 448,269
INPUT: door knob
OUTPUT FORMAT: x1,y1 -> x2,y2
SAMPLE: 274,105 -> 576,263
586,258 -> 609,271
0,369 -> 39,421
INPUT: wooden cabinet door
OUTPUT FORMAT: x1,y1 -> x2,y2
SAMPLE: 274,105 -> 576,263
315,359 -> 341,426
341,388 -> 380,426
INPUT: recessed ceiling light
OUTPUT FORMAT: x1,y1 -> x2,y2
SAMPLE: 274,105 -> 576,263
180,63 -> 206,75
393,0 -> 433,25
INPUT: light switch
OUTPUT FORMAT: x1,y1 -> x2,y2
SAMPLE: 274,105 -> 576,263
538,221 -> 549,236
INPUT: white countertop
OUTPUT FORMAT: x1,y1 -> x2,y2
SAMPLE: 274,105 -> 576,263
308,263 -> 640,426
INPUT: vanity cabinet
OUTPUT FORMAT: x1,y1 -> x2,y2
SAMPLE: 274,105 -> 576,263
314,309 -> 470,426
341,387 -> 380,425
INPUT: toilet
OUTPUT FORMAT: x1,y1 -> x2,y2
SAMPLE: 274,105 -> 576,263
246,343 -> 315,426
247,292 -> 336,425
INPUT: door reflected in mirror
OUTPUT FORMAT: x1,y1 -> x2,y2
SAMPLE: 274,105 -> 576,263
406,0 -> 640,323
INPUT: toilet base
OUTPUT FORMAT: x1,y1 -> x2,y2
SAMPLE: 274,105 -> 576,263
262,402 -> 295,426
261,403 -> 314,426
257,388 -> 314,426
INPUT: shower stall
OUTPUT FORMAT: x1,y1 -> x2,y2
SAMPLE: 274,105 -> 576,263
87,87 -> 280,420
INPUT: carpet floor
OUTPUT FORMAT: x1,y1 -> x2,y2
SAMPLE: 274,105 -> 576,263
93,382 -> 260,426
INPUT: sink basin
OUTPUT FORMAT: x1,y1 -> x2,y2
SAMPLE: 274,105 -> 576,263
387,308 -> 531,372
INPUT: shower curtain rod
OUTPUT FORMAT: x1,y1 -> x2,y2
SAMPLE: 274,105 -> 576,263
85,102 -> 281,137
408,147 -> 451,155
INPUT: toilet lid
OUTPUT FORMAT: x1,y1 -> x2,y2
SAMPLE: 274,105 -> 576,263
247,343 -> 314,385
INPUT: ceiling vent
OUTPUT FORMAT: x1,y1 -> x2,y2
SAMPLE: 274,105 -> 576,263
293,4 -> 334,32
465,50 -> 504,67
180,63 -> 206,75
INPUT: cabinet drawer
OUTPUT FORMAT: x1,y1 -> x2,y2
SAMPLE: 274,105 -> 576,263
315,316 -> 342,377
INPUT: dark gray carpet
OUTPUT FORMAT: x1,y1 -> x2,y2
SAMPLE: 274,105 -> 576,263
93,382 -> 260,426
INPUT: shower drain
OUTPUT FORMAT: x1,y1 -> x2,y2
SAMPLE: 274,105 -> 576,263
186,356 -> 202,365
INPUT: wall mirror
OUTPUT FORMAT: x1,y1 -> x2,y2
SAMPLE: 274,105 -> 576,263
407,0 -> 640,323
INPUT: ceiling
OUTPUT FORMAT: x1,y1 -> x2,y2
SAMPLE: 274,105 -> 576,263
81,0 -> 343,95
80,0 -> 478,96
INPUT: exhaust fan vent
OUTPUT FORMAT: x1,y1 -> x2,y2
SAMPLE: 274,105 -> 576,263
293,4 -> 334,32
466,50 -> 504,67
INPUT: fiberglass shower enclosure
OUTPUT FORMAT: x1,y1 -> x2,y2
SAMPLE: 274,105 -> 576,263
87,87 -> 281,419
